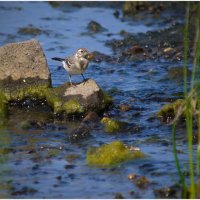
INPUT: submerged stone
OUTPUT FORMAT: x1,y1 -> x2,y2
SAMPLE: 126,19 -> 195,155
87,20 -> 107,33
101,117 -> 126,133
18,25 -> 43,36
86,140 -> 145,167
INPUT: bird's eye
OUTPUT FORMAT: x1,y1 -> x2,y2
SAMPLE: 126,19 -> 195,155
80,50 -> 84,53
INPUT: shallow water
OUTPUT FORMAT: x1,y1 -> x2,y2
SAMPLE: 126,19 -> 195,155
0,2 -> 195,198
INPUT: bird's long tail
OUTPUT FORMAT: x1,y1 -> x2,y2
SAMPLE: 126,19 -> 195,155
52,57 -> 65,62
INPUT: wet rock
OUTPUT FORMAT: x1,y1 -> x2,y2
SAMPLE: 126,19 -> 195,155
154,185 -> 180,198
123,2 -> 171,17
114,192 -> 124,199
87,20 -> 107,33
0,39 -> 51,117
101,117 -> 127,133
106,22 -> 194,62
135,176 -> 150,189
65,154 -> 80,162
113,10 -> 120,18
46,79 -> 112,115
64,164 -> 75,169
11,186 -> 38,196
157,99 -> 184,123
68,123 -> 90,142
128,173 -> 137,181
128,172 -> 150,189
167,66 -> 191,80
86,140 -> 145,167
92,51 -> 113,63
18,25 -> 43,36
19,120 -> 46,130
163,47 -> 173,53
119,104 -> 132,112
47,148 -> 61,157
82,111 -> 100,123
125,45 -> 145,55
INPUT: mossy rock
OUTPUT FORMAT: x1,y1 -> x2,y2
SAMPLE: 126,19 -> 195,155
87,21 -> 107,33
62,99 -> 84,114
18,26 -> 43,36
101,117 -> 125,133
0,91 -> 7,119
157,99 -> 184,122
86,141 -> 145,167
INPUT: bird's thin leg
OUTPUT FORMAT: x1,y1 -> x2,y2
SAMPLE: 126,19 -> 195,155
81,74 -> 86,82
68,74 -> 73,86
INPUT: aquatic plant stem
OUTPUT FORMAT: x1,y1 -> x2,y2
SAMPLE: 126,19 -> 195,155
172,124 -> 187,198
183,2 -> 195,198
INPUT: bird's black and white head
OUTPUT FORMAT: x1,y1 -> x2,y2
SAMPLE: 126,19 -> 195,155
75,48 -> 89,58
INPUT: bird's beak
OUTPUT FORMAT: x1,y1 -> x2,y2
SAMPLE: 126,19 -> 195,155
86,53 -> 94,61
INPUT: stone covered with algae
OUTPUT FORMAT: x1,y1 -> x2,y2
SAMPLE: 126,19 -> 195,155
86,141 -> 145,167
0,39 -> 51,120
101,117 -> 126,133
157,99 -> 184,122
0,40 -> 112,117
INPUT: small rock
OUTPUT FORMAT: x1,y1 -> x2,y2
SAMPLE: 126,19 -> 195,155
163,47 -> 173,53
128,173 -> 137,181
68,123 -> 90,142
18,25 -> 43,36
101,117 -> 126,133
82,111 -> 100,123
64,164 -> 75,169
135,176 -> 150,189
127,45 -> 144,55
87,20 -> 107,33
154,185 -> 179,198
11,186 -> 37,196
120,104 -> 132,112
114,193 -> 124,199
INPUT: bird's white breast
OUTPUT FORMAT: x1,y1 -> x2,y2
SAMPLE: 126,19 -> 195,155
62,61 -> 84,75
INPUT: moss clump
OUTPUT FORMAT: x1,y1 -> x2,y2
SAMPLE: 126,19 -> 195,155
0,91 -> 7,119
101,117 -> 125,133
102,92 -> 113,107
18,26 -> 42,36
86,141 -> 145,167
45,88 -> 63,113
19,120 -> 32,130
63,99 -> 84,114
157,99 -> 184,121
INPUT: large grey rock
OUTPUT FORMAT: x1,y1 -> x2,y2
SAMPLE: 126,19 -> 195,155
0,39 -> 51,84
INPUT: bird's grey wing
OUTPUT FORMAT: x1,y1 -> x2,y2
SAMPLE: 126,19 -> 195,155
64,56 -> 74,68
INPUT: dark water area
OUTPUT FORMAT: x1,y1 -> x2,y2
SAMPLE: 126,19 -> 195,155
0,1 -> 196,198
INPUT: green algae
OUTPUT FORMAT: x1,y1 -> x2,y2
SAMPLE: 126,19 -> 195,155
157,99 -> 184,120
86,141 -> 145,167
101,117 -> 125,133
62,99 -> 84,114
102,92 -> 113,108
0,91 -> 7,119
0,78 -> 112,117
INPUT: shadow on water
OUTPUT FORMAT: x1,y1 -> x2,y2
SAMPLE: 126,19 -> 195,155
0,1 -> 193,198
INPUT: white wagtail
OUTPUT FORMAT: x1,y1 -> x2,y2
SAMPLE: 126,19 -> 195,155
52,48 -> 93,85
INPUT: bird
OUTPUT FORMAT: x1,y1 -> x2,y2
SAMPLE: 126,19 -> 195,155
52,48 -> 93,85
